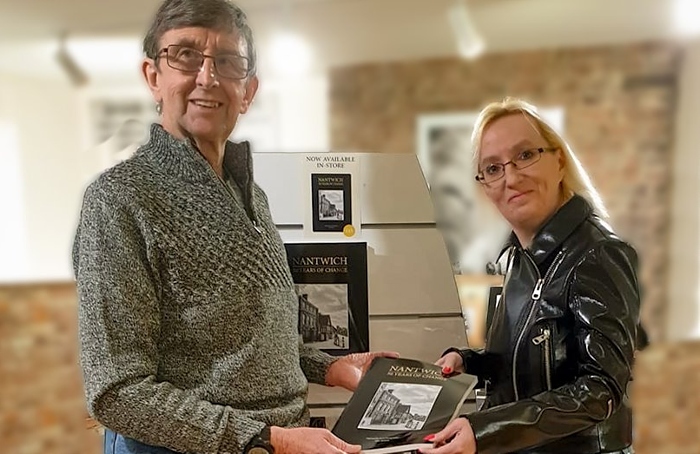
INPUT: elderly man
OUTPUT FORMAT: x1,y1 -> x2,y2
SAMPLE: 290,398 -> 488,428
72,1 -> 395,453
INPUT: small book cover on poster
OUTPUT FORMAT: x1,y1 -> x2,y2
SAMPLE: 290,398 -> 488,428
285,242 -> 369,356
332,357 -> 478,454
311,173 -> 352,232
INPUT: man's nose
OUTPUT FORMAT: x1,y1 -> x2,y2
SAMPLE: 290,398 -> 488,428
196,58 -> 219,88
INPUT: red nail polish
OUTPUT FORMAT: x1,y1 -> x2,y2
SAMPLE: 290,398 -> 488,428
424,434 -> 436,442
443,366 -> 452,374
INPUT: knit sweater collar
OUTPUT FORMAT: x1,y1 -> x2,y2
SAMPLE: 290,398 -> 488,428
142,123 -> 254,192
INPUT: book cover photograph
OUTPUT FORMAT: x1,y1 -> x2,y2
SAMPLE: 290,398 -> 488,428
311,173 -> 352,232
332,358 -> 478,454
285,242 -> 369,355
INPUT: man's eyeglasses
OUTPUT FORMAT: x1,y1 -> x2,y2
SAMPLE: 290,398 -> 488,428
475,147 -> 558,184
157,45 -> 250,80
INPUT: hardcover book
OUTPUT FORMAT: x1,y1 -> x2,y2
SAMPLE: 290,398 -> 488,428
332,357 -> 478,454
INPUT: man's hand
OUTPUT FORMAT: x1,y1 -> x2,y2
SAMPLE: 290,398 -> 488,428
325,351 -> 399,391
435,351 -> 465,376
270,426 -> 361,454
418,417 -> 476,454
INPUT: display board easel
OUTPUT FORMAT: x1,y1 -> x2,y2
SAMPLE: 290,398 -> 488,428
253,152 -> 470,426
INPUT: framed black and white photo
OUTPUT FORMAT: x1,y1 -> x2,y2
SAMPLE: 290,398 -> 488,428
415,109 -> 565,274
416,112 -> 500,274
285,242 -> 368,355
416,113 -> 480,187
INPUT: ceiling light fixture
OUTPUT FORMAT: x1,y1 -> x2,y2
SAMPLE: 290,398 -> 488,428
267,0 -> 314,78
269,31 -> 313,77
673,0 -> 700,36
447,0 -> 485,59
55,33 -> 88,86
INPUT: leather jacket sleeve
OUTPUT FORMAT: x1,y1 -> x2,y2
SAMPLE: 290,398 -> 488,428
442,347 -> 502,389
466,241 -> 640,454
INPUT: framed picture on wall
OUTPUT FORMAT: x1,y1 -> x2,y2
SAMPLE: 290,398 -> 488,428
416,112 -> 501,274
229,85 -> 281,152
416,112 -> 480,186
415,108 -> 565,275
78,87 -> 157,181
416,108 -> 565,181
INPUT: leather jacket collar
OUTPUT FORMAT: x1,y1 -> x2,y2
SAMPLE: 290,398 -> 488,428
499,194 -> 593,266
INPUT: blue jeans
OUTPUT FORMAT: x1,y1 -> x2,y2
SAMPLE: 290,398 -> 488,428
104,429 -> 180,454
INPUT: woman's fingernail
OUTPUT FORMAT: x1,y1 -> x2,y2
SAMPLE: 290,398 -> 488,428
442,367 -> 452,374
424,434 -> 436,442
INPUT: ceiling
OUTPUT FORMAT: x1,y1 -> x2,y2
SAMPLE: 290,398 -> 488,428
0,0 -> 694,81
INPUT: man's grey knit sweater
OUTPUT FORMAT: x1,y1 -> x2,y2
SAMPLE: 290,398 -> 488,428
73,124 -> 337,454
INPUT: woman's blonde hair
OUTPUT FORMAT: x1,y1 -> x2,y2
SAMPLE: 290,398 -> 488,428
471,97 -> 608,219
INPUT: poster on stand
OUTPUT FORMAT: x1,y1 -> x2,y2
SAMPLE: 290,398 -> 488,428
303,154 -> 361,239
285,242 -> 369,356
312,173 -> 352,232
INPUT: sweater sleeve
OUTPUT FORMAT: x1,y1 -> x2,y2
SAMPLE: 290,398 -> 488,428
298,341 -> 339,385
73,182 -> 264,454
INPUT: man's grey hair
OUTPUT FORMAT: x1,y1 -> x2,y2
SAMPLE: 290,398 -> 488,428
143,0 -> 257,77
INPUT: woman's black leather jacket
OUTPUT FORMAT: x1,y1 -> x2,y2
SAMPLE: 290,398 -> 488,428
451,195 -> 642,454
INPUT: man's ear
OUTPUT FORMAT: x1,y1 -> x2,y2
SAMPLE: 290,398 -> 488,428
239,75 -> 259,114
142,58 -> 162,104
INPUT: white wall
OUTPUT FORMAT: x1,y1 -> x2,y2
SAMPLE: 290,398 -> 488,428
232,74 -> 329,152
667,38 -> 700,340
0,75 -> 83,282
0,119 -> 28,277
0,72 -> 329,283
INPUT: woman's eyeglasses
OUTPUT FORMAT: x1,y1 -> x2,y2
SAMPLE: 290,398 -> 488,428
475,147 -> 558,184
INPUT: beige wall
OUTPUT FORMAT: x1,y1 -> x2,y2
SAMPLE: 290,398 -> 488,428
329,41 -> 683,342
0,75 -> 83,282
668,38 -> 700,340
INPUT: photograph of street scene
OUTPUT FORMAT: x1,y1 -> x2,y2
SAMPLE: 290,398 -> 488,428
296,283 -> 349,349
358,383 -> 441,431
318,190 -> 345,221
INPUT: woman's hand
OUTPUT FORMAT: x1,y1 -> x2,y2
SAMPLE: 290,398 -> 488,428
325,351 -> 400,391
270,426 -> 361,454
419,418 -> 476,454
435,351 -> 465,375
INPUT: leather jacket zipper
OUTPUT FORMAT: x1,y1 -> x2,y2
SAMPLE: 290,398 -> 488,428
512,250 -> 564,400
532,327 -> 552,390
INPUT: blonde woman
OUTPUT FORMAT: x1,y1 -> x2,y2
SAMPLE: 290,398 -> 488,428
427,98 -> 642,454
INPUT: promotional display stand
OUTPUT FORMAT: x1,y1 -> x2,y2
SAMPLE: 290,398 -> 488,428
253,152 -> 469,427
